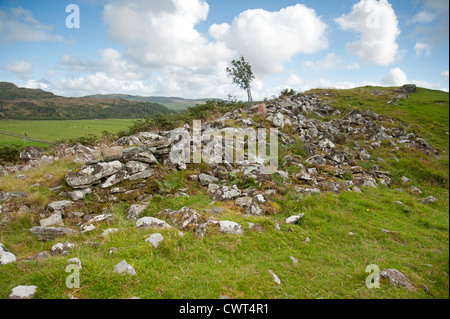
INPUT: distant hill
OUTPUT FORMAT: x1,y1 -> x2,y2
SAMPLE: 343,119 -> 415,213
0,82 -> 172,120
84,93 -> 217,111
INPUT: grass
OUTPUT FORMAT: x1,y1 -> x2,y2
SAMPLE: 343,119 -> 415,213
0,86 -> 448,299
0,119 -> 137,145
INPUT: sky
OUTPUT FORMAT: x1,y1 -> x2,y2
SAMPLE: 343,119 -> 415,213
0,0 -> 448,100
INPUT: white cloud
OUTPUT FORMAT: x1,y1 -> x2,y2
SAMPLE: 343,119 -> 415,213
442,70 -> 449,82
209,4 -> 329,74
303,53 -> 342,71
4,60 -> 33,78
381,67 -> 408,86
303,53 -> 360,71
335,0 -> 401,66
410,10 -> 436,24
102,0 -> 233,69
0,7 -> 63,43
414,42 -> 432,56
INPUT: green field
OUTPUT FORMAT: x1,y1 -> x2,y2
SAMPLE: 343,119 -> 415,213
0,119 -> 137,146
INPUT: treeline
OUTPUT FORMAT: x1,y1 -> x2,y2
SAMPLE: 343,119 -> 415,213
0,81 -> 173,120
0,99 -> 172,120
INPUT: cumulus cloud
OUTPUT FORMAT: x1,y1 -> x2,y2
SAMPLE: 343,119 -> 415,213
414,42 -> 432,56
209,4 -> 329,74
303,53 -> 342,71
4,60 -> 33,79
0,6 -> 63,43
335,0 -> 400,66
102,0 -> 233,68
381,67 -> 408,86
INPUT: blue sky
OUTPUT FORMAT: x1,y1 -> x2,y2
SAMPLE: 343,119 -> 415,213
0,0 -> 448,99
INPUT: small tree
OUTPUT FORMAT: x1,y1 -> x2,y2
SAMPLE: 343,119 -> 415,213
226,56 -> 255,107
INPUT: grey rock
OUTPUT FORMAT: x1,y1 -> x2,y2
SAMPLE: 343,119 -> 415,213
19,146 -> 43,161
199,173 -> 219,186
30,226 -> 78,241
128,169 -> 154,181
114,260 -> 137,276
101,228 -> 119,238
39,213 -> 64,227
158,207 -> 201,231
9,285 -> 38,299
219,220 -> 243,235
410,186 -> 422,196
101,146 -> 123,162
67,188 -> 92,201
0,191 -> 26,203
268,270 -> 281,285
145,233 -> 164,248
135,217 -> 172,229
73,143 -> 100,165
401,176 -> 410,184
378,268 -> 413,289
286,213 -> 305,224
125,161 -> 149,174
207,183 -> 242,201
65,160 -> 124,188
420,196 -> 437,204
0,243 -> 16,265
127,204 -> 148,221
68,257 -> 82,269
48,200 -> 74,212
122,146 -> 158,165
235,196 -> 253,208
51,242 -> 76,255
101,170 -> 129,188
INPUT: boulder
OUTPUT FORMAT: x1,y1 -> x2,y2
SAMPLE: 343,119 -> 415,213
219,220 -> 243,235
377,268 -> 414,289
0,243 -> 16,265
67,188 -> 92,201
420,196 -> 437,204
199,173 -> 219,186
0,191 -> 26,203
30,226 -> 78,241
158,207 -> 203,232
19,146 -> 43,161
68,257 -> 82,269
101,146 -> 123,162
50,242 -> 76,255
135,217 -> 172,229
286,213 -> 305,224
114,260 -> 137,276
395,84 -> 416,94
122,146 -> 158,165
128,169 -> 154,181
48,200 -> 74,212
65,160 -> 124,188
9,285 -> 38,299
102,228 -> 119,238
73,143 -> 100,165
40,213 -> 64,227
101,170 -> 129,188
125,161 -> 149,174
145,233 -> 164,248
127,204 -> 149,221
207,184 -> 242,201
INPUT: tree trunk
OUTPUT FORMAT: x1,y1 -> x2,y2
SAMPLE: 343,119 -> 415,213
247,87 -> 253,107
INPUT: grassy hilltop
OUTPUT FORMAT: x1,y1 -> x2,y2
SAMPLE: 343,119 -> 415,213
0,85 -> 448,299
